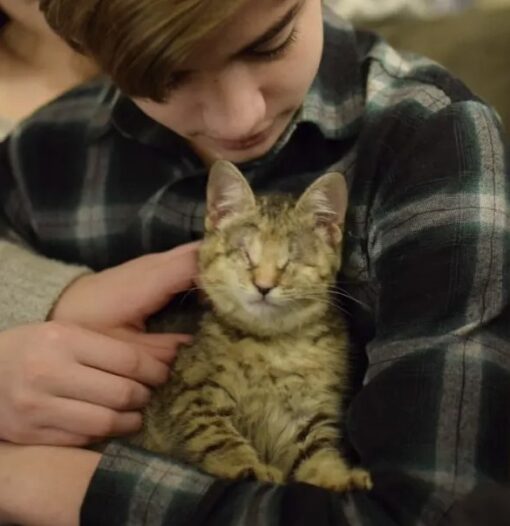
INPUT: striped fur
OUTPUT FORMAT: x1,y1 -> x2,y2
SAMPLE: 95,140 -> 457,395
140,163 -> 372,492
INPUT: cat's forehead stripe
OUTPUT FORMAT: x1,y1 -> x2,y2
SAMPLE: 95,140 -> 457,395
257,195 -> 296,220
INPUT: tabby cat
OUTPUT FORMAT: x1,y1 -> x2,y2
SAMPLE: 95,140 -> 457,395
140,160 -> 372,492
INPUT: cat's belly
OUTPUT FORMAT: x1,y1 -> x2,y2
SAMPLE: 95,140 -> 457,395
235,383 -> 340,472
213,336 -> 346,472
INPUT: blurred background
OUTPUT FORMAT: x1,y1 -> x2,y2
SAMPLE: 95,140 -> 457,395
327,0 -> 510,132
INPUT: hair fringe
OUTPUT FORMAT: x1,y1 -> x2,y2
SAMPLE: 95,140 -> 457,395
40,0 -> 248,101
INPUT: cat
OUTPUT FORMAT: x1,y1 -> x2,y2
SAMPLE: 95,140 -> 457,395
139,160 -> 372,492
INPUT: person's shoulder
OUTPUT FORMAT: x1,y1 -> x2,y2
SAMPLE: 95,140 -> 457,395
4,77 -> 119,177
12,76 -> 117,143
354,29 -> 482,119
318,10 -> 495,141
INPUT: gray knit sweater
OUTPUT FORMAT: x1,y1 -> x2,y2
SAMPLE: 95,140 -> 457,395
0,240 -> 88,330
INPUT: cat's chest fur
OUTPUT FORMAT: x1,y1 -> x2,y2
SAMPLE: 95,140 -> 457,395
166,312 -> 348,464
178,312 -> 347,395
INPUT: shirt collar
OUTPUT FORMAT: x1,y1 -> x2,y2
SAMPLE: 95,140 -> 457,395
298,8 -> 365,140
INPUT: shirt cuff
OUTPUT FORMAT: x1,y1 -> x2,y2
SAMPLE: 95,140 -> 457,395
80,441 -> 220,526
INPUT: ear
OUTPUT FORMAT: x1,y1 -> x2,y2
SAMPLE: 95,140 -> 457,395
295,172 -> 348,246
206,160 -> 256,231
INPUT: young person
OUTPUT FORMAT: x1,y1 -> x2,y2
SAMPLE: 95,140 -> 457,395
0,0 -> 509,525
0,0 -> 97,139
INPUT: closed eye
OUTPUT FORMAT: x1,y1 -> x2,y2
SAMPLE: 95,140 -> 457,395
245,29 -> 298,62
242,248 -> 256,269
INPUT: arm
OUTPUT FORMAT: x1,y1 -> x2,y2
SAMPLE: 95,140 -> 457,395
346,100 -> 510,523
0,441 -> 344,526
0,442 -> 101,526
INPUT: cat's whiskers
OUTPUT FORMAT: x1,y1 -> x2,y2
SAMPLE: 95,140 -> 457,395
175,286 -> 203,305
277,291 -> 342,313
329,286 -> 370,310
282,284 -> 369,311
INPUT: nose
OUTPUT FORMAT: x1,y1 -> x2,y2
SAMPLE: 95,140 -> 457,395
255,284 -> 273,297
201,64 -> 266,140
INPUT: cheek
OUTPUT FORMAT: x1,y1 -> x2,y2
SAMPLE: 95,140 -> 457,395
252,5 -> 323,110
131,98 -> 192,134
268,3 -> 323,97
203,255 -> 252,290
279,264 -> 319,292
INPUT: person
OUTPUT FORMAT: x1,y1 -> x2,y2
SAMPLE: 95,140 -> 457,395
0,0 -> 97,140
0,0 -> 509,525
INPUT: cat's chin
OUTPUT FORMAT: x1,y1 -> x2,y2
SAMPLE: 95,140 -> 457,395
221,299 -> 326,337
243,299 -> 282,317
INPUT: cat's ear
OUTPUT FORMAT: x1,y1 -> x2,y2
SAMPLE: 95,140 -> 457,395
295,172 -> 348,246
206,160 -> 256,230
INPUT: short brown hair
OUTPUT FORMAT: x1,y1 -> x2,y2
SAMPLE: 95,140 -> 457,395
40,0 -> 248,101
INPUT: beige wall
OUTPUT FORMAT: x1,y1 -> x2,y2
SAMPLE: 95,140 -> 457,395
326,0 -> 510,21
476,0 -> 510,7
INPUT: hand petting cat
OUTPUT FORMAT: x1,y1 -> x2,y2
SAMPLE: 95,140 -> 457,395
0,242 -> 199,446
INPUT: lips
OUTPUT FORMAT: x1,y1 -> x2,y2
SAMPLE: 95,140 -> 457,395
213,127 -> 271,151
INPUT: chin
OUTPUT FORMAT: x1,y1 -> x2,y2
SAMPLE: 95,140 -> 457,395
193,113 -> 293,164
243,300 -> 282,318
210,139 -> 275,165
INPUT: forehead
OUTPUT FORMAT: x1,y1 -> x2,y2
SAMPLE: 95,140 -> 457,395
183,0 -> 301,69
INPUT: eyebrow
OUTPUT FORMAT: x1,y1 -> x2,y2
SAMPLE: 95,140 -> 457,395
165,1 -> 303,85
238,1 -> 302,54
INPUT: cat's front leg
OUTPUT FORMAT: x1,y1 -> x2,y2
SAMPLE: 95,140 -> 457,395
290,415 -> 372,492
183,410 -> 283,484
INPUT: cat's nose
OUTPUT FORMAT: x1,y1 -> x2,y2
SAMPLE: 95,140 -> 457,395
255,284 -> 273,297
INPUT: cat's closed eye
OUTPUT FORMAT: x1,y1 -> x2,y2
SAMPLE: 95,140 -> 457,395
242,247 -> 256,269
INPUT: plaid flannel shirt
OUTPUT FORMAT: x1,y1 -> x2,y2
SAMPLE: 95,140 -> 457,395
1,9 -> 509,526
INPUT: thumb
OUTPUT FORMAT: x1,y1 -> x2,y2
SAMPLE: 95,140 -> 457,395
141,241 -> 201,307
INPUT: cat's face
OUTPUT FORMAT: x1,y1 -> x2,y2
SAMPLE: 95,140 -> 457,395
199,161 -> 348,335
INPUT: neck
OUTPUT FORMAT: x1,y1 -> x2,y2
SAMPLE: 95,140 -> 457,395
1,19 -> 95,80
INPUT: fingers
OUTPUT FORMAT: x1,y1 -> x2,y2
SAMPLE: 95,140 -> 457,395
72,328 -> 170,387
111,330 -> 193,362
53,364 -> 151,410
140,333 -> 193,361
40,398 -> 142,437
130,332 -> 193,349
14,427 -> 92,447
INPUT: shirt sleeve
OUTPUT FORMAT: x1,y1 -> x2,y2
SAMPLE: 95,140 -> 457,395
80,100 -> 510,525
0,138 -> 90,329
349,100 -> 510,523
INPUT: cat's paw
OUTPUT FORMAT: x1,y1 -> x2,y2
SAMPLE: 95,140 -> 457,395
237,463 -> 284,484
297,465 -> 372,492
205,459 -> 283,484
294,452 -> 373,493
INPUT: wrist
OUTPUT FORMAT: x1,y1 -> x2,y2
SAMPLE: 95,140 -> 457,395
48,273 -> 93,322
0,442 -> 101,526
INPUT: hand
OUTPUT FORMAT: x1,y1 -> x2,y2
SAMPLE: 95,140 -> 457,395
50,241 -> 200,334
0,242 -> 200,446
0,321 -> 181,445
